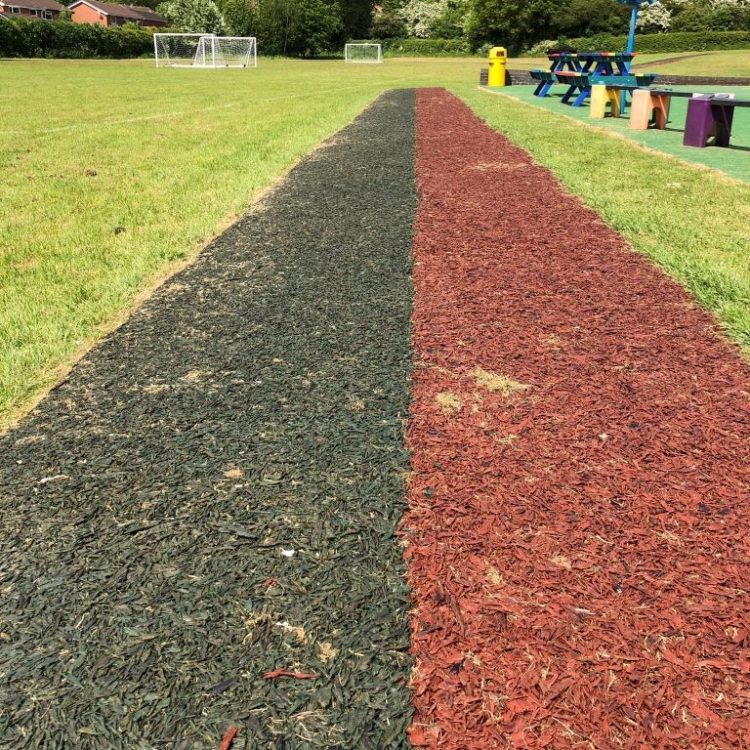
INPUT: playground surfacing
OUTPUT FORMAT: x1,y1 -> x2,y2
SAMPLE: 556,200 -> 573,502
0,91 -> 417,749
407,89 -> 750,749
486,84 -> 750,183
2,87 -> 750,749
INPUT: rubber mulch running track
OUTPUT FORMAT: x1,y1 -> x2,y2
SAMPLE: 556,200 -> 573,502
3,87 -> 750,750
0,90 -> 416,749
405,89 -> 750,749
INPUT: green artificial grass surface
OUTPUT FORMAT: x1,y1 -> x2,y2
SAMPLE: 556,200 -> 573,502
2,57 -> 750,429
487,84 -> 750,183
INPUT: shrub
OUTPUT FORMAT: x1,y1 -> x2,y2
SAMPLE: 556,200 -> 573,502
429,3 -> 468,40
157,0 -> 224,34
0,18 -> 154,58
358,37 -> 472,56
231,0 -> 341,57
671,4 -> 750,33
370,10 -> 407,40
545,30 -> 750,55
398,0 -> 449,39
525,39 -> 558,56
392,37 -> 470,55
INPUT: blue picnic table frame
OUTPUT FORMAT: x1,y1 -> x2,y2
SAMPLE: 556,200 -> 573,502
532,52 -> 636,107
563,52 -> 634,106
531,51 -> 581,97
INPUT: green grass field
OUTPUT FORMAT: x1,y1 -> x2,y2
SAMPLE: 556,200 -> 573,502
2,55 -> 750,429
636,49 -> 750,77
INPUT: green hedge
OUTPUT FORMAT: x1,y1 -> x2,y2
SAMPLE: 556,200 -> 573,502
0,18 -> 154,58
552,30 -> 750,54
351,37 -> 473,56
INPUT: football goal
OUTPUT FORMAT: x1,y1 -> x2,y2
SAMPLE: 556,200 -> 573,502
344,43 -> 383,64
154,34 -> 257,69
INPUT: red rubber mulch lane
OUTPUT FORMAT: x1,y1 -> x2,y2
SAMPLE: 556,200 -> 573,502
405,88 -> 750,749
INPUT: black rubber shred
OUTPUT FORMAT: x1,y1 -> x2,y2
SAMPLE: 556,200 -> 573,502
0,90 -> 417,750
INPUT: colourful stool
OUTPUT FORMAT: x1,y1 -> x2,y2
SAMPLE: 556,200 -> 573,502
629,88 -> 670,130
684,96 -> 734,148
590,84 -> 621,119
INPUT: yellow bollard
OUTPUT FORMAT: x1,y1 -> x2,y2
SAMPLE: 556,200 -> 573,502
488,47 -> 507,87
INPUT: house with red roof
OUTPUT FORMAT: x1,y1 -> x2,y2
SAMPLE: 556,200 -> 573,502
0,0 -> 64,21
68,0 -> 167,27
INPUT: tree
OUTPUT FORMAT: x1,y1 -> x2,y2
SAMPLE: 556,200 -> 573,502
339,0 -> 374,38
637,0 -> 672,31
158,0 -> 225,33
671,0 -> 750,30
219,0 -> 256,35
430,0 -> 469,38
370,9 -> 407,38
465,0 -> 560,53
554,0 -> 629,37
217,0 -> 342,54
399,0 -> 449,38
127,0 -> 161,8
253,0 -> 341,55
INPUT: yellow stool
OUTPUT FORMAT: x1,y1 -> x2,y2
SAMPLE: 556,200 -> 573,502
590,84 -> 621,119
630,88 -> 670,130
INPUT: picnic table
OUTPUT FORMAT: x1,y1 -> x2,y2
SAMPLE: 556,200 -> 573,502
531,51 -> 636,104
555,71 -> 656,107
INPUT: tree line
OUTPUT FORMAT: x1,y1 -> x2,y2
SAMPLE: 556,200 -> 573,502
156,0 -> 750,56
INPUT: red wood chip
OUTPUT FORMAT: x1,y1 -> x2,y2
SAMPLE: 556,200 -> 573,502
405,88 -> 750,749
218,726 -> 238,750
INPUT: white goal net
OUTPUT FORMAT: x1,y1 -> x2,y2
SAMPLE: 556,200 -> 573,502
154,34 -> 257,69
344,43 -> 383,64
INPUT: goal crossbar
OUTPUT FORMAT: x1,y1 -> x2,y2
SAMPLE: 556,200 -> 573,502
344,43 -> 383,64
154,33 -> 257,69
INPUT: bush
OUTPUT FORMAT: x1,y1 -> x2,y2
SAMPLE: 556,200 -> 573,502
0,18 -> 154,58
157,0 -> 224,34
546,30 -> 750,55
370,10 -> 406,40
225,0 -> 341,57
388,37 -> 470,55
525,39 -> 558,56
352,37 -> 472,56
429,4 -> 468,40
671,4 -> 750,33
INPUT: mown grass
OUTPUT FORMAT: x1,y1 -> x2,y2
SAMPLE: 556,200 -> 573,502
458,86 -> 750,352
639,49 -> 750,77
2,56 -> 750,429
0,57 -> 478,428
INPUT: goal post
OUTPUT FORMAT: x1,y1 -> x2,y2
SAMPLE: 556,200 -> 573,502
212,36 -> 258,68
154,34 -> 257,69
344,43 -> 383,64
154,33 -> 207,68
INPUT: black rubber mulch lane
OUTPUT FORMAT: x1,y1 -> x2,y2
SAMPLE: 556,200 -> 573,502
0,90 -> 416,750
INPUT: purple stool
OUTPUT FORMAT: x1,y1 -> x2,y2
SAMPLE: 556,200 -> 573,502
683,95 -> 735,148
